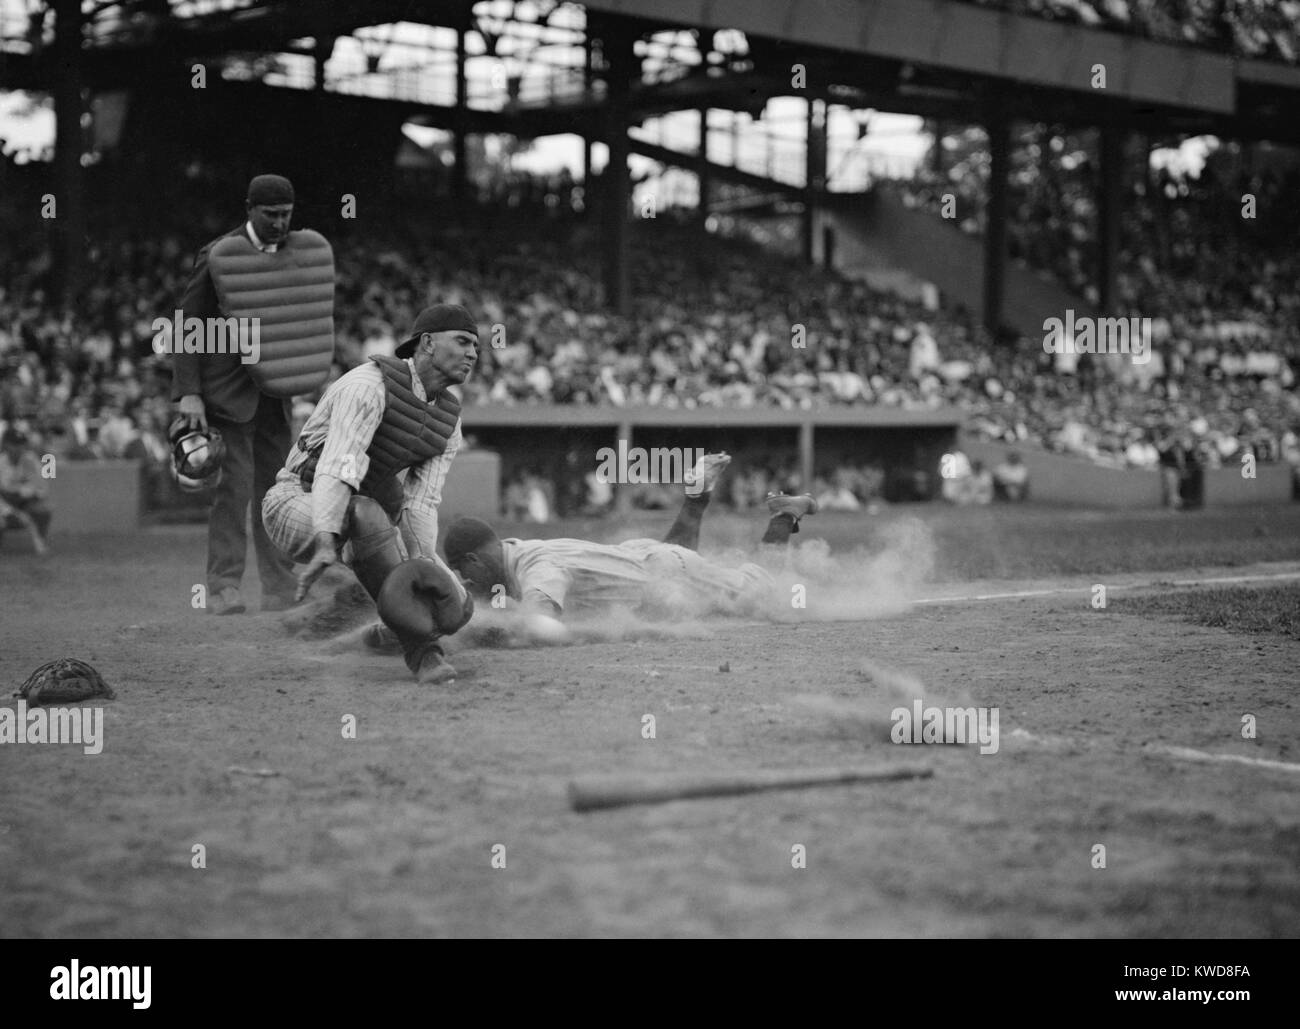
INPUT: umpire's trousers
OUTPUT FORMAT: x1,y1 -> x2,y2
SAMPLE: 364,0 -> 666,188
207,393 -> 297,600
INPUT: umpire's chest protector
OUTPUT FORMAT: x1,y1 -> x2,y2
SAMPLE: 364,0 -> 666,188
207,229 -> 335,397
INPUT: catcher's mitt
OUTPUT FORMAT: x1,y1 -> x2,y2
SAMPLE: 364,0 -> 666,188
15,658 -> 115,706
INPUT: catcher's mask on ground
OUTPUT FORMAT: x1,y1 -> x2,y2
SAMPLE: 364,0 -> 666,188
169,421 -> 226,493
16,657 -> 116,706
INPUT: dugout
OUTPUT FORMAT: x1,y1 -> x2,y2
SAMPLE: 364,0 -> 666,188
462,404 -> 964,513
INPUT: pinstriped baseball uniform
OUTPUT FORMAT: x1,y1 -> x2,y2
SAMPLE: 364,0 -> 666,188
502,536 -> 773,617
262,358 -> 461,565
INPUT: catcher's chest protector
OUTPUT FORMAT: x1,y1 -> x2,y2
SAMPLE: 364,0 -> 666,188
207,229 -> 335,397
298,356 -> 461,518
365,356 -> 461,478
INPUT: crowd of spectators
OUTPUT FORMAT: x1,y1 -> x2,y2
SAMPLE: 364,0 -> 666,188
963,0 -> 1300,63
1,150 -> 1297,518
306,204 -> 1300,477
891,128 -> 1103,301
896,132 -> 1300,310
939,450 -> 1033,506
889,134 -> 1300,474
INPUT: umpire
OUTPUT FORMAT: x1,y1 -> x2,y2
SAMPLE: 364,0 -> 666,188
172,174 -> 304,614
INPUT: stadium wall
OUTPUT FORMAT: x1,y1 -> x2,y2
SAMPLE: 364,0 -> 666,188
44,452 -> 499,536
43,419 -> 1291,535
433,450 -> 500,524
962,438 -> 1294,507
47,460 -> 143,533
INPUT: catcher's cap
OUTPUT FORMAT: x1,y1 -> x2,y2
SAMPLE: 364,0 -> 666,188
396,304 -> 479,359
169,418 -> 226,493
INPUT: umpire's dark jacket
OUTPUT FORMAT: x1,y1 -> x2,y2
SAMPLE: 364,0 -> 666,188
171,224 -> 267,424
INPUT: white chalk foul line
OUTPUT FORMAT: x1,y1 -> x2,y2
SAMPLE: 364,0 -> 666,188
1146,745 -> 1300,775
914,587 -> 1065,604
1011,730 -> 1300,775
912,570 -> 1300,607
1167,571 -> 1300,588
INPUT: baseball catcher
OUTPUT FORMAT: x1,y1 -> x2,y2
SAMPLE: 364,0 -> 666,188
443,454 -> 818,643
262,304 -> 479,685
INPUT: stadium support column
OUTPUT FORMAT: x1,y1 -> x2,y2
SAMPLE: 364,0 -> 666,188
982,103 -> 1009,338
583,33 -> 594,203
698,108 -> 710,224
931,121 -> 946,176
614,420 -> 633,514
599,22 -> 635,316
799,420 -> 814,496
804,98 -> 827,265
1098,123 -> 1124,313
453,26 -> 469,203
312,34 -> 336,198
313,34 -> 334,91
52,0 -> 85,309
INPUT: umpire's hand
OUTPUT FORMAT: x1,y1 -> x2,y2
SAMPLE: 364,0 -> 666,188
296,532 -> 340,602
177,394 -> 208,431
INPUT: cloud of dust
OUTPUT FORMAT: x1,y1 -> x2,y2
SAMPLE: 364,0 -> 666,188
787,659 -> 974,743
452,603 -> 716,649
759,516 -> 936,623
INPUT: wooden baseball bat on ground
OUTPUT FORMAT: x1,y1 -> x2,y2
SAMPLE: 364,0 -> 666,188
568,763 -> 933,812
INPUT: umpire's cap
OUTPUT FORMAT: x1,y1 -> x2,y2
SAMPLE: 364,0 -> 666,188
396,304 -> 479,359
247,174 -> 295,206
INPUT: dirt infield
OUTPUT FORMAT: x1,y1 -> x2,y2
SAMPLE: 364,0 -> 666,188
1,512 -> 1298,938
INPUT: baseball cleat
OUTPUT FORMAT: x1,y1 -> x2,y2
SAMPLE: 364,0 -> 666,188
361,621 -> 403,655
415,651 -> 457,686
765,492 -> 819,520
686,452 -> 731,494
209,586 -> 246,615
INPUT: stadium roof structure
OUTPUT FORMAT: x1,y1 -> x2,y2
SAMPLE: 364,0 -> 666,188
4,0 -> 1299,136
7,0 -> 1300,323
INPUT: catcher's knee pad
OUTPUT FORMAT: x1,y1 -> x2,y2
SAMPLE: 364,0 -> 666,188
377,557 -> 475,639
345,495 -> 392,539
345,495 -> 402,600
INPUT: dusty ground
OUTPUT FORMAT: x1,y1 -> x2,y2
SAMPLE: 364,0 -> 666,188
1,508 -> 1298,938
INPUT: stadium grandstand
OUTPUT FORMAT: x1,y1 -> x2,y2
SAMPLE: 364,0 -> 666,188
1,0 -> 1298,523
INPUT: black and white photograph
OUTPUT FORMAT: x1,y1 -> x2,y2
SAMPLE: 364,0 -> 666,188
0,0 -> 1296,966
